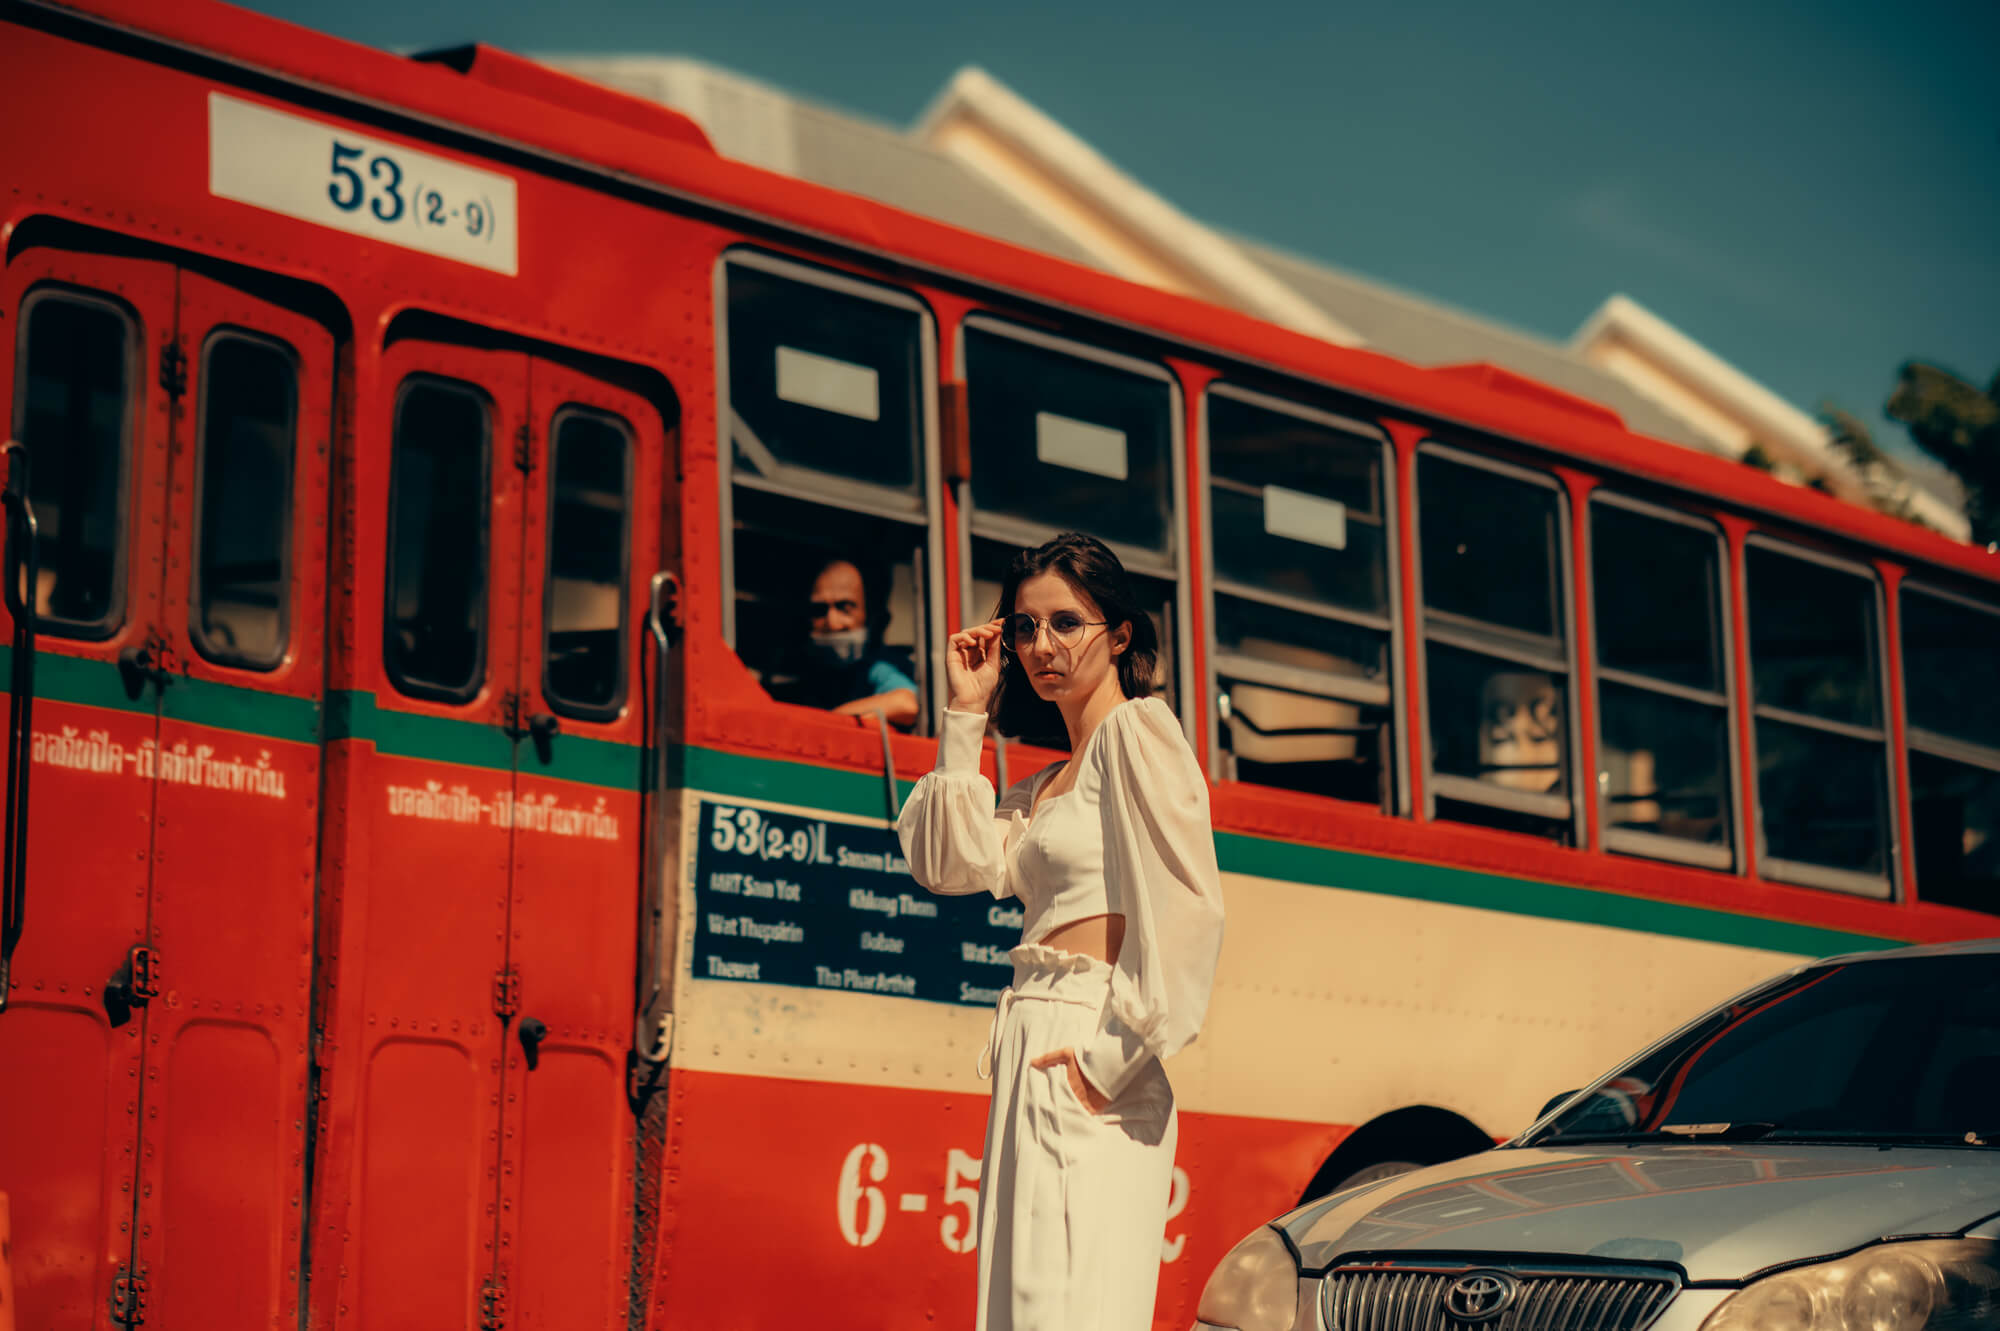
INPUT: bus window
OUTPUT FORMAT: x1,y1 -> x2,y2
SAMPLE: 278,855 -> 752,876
1206,386 -> 1393,806
11,288 -> 135,637
735,489 -> 926,724
1418,447 -> 1573,840
726,259 -> 924,495
384,377 -> 491,703
962,318 -> 1182,714
1901,584 -> 2000,914
964,320 -> 1173,556
721,252 -> 934,732
191,331 -> 296,669
542,406 -> 631,719
1590,497 -> 1732,868
1747,541 -> 1889,893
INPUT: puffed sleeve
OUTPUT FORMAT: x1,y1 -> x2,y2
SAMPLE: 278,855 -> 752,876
1075,698 -> 1226,1099
895,708 -> 1035,898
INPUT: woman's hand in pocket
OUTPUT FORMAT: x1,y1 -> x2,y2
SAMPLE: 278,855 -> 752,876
1031,1047 -> 1110,1114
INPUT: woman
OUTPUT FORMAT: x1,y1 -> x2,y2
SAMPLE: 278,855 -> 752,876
896,532 -> 1225,1331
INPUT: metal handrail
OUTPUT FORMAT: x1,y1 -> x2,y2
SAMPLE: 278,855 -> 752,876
0,442 -> 38,1016
630,571 -> 679,1091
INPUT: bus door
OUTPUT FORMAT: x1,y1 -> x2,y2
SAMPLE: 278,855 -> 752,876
134,269 -> 332,1330
329,338 -> 653,1329
331,337 -> 525,1331
0,249 -> 331,1331
495,361 -> 656,1329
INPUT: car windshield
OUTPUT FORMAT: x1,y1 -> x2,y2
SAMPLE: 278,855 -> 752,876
1526,952 -> 2000,1148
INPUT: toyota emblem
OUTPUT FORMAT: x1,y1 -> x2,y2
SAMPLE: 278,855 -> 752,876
1443,1270 -> 1520,1322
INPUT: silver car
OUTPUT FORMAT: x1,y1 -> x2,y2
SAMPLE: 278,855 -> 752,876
1194,939 -> 2000,1331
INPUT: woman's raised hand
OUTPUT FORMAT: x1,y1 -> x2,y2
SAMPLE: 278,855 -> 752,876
945,619 -> 1006,713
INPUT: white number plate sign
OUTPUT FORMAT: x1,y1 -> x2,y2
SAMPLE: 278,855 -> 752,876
1035,411 -> 1128,481
775,346 -> 881,421
208,92 -> 519,276
1264,484 -> 1347,550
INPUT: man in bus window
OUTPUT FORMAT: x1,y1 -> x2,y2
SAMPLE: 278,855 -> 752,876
767,556 -> 920,729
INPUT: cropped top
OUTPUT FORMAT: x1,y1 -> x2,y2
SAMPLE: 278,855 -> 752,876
895,697 -> 1226,1098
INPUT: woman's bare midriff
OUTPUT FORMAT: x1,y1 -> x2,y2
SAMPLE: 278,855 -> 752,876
1041,911 -> 1124,965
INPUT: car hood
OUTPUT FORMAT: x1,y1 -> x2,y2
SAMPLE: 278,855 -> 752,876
1281,1144 -> 2000,1282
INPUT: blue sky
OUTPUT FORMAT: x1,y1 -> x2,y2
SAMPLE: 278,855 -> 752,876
236,0 -> 1997,477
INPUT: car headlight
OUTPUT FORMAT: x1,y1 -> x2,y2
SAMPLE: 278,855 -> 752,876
1195,1224 -> 1299,1331
1701,1239 -> 2000,1331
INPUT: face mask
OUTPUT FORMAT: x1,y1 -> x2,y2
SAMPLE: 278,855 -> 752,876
808,627 -> 869,666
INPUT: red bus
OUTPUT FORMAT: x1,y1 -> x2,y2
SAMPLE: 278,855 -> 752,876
0,1 -> 1994,1328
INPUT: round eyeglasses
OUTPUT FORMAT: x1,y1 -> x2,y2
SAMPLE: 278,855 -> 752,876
1002,612 -> 1106,653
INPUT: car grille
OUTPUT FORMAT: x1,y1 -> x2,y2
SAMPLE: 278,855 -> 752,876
1320,1261 -> 1678,1331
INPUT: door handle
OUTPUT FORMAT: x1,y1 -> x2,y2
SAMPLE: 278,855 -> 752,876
527,712 -> 559,765
518,1016 -> 548,1070
117,638 -> 173,699
103,944 -> 158,1029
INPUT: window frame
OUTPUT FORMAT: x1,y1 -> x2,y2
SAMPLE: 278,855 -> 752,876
1742,533 -> 1898,898
1897,578 -> 2000,907
1899,579 -> 2000,764
381,372 -> 495,706
713,248 -> 943,727
1197,381 -> 1404,809
11,283 -> 141,642
1584,490 -> 1740,871
1412,440 -> 1582,839
539,402 -> 635,723
186,324 -> 299,672
953,313 -> 1193,743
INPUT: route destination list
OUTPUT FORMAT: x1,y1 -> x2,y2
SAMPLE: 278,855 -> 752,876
692,799 -> 1023,1006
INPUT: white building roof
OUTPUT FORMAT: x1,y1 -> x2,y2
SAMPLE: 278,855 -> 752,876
543,53 -> 1966,539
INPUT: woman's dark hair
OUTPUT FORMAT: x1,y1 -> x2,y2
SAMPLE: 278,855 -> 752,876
989,532 -> 1157,746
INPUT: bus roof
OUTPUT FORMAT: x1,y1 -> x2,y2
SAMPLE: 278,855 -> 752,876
27,0 -> 1999,586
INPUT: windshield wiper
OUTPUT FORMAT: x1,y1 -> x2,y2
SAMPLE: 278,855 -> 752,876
1755,1129 -> 1998,1148
1538,1122 -> 1782,1145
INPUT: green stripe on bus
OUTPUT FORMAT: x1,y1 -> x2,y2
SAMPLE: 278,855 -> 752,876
327,690 -> 511,769
2,646 -> 150,717
682,744 -> 910,818
533,732 -> 643,790
0,649 -> 639,788
677,743 -> 1898,959
4,646 -> 320,740
0,645 -> 1930,954
1212,832 -> 1896,958
163,674 -> 321,744
326,690 -> 641,790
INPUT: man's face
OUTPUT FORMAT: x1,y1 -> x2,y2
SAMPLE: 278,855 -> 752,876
809,562 -> 867,636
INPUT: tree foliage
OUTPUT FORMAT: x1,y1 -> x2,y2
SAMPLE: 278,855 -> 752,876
1774,361 -> 1998,543
1888,362 -> 2000,546
1821,402 -> 1927,527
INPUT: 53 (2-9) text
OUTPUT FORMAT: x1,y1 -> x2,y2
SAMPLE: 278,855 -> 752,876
326,138 -> 496,242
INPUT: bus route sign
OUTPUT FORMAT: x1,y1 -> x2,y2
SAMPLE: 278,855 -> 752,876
691,798 -> 1023,1007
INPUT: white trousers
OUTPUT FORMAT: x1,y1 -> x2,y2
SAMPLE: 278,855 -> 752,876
975,944 -> 1178,1331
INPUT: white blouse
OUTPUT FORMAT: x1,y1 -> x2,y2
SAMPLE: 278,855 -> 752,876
896,697 -> 1225,1098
